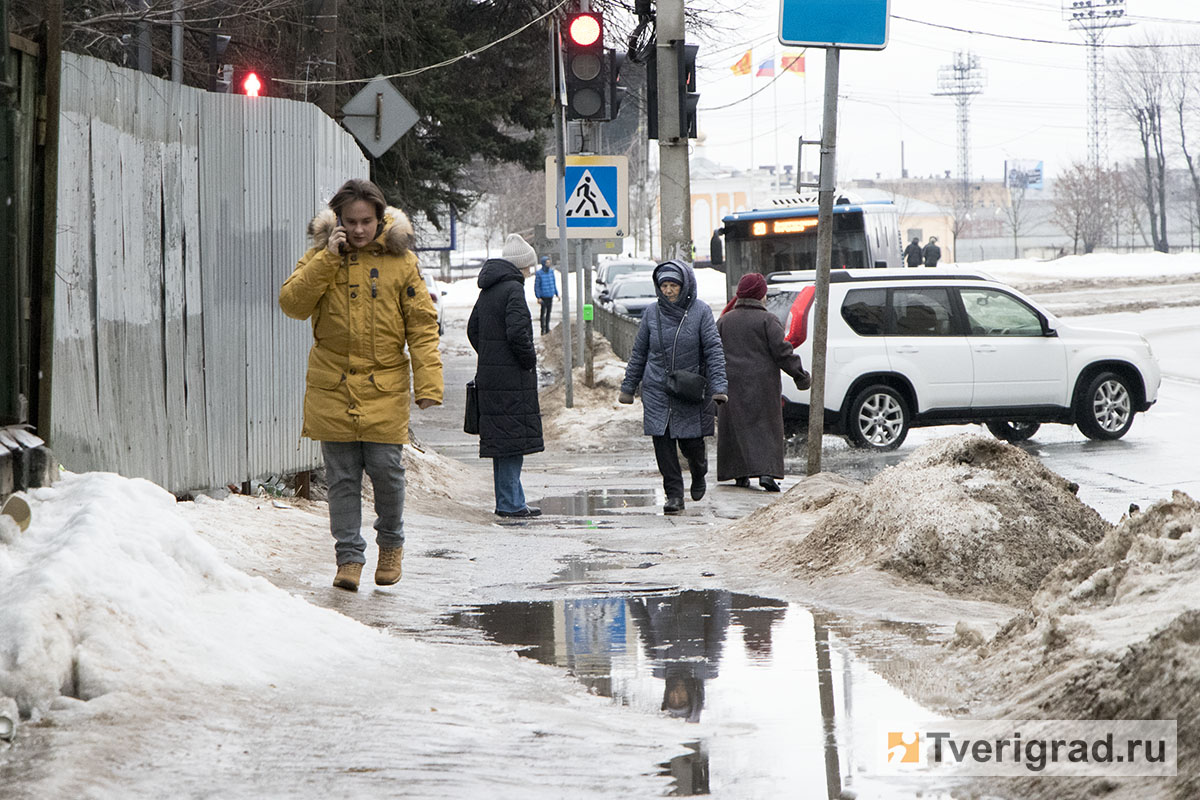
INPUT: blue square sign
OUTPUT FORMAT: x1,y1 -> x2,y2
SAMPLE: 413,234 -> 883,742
779,0 -> 890,50
564,165 -> 619,228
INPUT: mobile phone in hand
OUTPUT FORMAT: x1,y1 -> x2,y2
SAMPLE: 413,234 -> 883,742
336,215 -> 347,254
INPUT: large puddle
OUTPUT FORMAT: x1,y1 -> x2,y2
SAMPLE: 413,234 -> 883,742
444,585 -> 951,797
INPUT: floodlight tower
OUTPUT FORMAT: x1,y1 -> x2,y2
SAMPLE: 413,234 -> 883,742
1064,0 -> 1132,169
933,51 -> 986,203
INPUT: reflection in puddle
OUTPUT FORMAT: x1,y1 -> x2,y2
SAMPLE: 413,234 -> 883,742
536,488 -> 661,516
444,591 -> 941,797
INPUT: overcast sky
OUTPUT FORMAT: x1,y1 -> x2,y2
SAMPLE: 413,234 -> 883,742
688,0 -> 1200,183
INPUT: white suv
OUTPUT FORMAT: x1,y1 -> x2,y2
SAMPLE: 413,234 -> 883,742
768,269 -> 1161,450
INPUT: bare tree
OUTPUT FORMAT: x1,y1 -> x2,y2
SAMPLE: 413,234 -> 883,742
1169,43 -> 1200,248
999,182 -> 1041,258
1113,38 -> 1170,252
1052,162 -> 1117,254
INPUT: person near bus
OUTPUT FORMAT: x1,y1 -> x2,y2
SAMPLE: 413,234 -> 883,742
904,237 -> 923,267
923,236 -> 942,267
279,178 -> 443,592
716,273 -> 810,492
534,256 -> 558,335
619,260 -> 728,514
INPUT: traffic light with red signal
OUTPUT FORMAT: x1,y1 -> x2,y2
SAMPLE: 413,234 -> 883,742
564,12 -> 606,120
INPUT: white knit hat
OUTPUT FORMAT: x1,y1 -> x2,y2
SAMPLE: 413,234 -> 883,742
501,234 -> 538,270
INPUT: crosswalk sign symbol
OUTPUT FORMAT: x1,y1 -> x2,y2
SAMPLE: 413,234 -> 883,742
565,167 -> 618,227
545,155 -> 629,239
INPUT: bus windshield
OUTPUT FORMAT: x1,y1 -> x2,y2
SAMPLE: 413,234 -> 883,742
736,228 -> 870,272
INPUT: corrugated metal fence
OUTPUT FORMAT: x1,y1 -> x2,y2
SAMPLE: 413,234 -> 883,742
52,53 -> 368,493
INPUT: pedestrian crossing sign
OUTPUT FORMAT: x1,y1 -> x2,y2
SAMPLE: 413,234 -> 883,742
545,155 -> 629,239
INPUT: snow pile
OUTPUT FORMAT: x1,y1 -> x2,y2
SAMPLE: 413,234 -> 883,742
537,329 -> 643,450
974,491 -> 1200,797
403,439 -> 493,517
0,473 -> 392,717
736,435 -> 1111,604
975,252 -> 1200,287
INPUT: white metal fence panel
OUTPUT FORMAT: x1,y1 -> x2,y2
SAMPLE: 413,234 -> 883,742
52,53 -> 368,493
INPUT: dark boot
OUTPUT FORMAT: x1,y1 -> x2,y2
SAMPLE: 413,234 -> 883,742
759,477 -> 781,493
690,473 -> 706,501
663,496 -> 685,514
734,477 -> 751,488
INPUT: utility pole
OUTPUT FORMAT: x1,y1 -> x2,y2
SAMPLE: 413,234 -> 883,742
805,48 -> 840,477
308,0 -> 338,114
655,0 -> 692,260
1064,0 -> 1131,170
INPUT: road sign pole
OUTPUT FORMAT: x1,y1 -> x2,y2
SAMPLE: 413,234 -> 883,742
806,46 -> 840,477
656,0 -> 692,261
551,20 -> 573,407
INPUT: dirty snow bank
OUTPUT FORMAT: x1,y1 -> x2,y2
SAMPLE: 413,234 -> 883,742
967,491 -> 1200,798
0,473 -> 388,717
537,328 -> 642,450
0,472 -> 691,798
728,435 -> 1110,604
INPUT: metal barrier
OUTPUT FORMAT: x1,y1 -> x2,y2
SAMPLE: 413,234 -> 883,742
591,303 -> 641,362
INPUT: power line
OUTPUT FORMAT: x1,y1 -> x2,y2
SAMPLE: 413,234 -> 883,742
893,14 -> 1200,47
273,0 -> 568,87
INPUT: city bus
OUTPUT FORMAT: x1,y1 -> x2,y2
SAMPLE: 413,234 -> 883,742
714,196 -> 902,296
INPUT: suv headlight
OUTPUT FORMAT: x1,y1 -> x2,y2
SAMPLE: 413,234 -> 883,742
615,303 -> 629,314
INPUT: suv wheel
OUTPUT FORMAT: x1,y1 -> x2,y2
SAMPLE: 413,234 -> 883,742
985,421 -> 1040,442
1076,371 -> 1135,440
846,385 -> 909,451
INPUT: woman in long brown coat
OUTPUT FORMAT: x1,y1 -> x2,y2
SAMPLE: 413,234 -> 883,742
716,273 -> 810,491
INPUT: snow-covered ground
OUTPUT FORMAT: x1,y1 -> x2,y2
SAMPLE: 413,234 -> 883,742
2,253 -> 1198,798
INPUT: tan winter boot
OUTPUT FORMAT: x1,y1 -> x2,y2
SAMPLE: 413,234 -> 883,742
333,562 -> 363,592
375,546 -> 403,586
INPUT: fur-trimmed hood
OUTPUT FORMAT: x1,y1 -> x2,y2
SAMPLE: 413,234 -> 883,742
307,206 -> 415,255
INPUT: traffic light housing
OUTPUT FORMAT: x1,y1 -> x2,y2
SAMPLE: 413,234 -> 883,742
564,12 -> 606,120
646,42 -> 699,140
606,49 -> 627,121
678,42 -> 699,139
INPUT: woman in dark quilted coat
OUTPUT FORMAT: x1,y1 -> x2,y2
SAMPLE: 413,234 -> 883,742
716,272 -> 810,492
468,234 -> 544,518
619,259 -> 728,515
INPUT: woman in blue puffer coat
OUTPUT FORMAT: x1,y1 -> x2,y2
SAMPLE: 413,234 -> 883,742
619,260 -> 728,514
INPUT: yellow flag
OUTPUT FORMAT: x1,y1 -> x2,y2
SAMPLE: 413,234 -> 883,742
730,50 -> 752,76
782,50 -> 806,76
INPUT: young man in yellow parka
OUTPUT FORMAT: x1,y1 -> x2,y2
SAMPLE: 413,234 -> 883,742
280,179 -> 443,591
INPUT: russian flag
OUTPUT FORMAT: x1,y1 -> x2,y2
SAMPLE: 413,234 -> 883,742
756,58 -> 775,77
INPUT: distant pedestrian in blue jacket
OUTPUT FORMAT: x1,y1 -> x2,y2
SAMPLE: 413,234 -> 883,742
534,256 -> 558,335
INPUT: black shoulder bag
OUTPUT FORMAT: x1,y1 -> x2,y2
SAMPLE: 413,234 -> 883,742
656,306 -> 707,404
464,380 -> 480,435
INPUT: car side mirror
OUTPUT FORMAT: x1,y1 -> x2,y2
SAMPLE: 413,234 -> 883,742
441,290 -> 447,296
1042,320 -> 1058,337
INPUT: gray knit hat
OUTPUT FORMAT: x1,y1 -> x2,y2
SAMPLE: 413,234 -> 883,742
655,261 -> 685,287
501,234 -> 538,270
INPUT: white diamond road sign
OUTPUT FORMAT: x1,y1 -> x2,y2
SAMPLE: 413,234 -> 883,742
779,0 -> 890,50
341,76 -> 419,158
545,155 -> 629,239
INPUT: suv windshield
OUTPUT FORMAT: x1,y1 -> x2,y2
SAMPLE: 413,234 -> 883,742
613,277 -> 656,298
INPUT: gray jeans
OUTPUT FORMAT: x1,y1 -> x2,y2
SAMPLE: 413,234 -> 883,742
321,441 -> 406,566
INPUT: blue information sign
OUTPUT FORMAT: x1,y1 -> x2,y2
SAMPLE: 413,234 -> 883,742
779,0 -> 890,50
564,165 -> 619,229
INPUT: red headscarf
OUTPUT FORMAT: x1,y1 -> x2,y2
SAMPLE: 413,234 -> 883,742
720,272 -> 768,316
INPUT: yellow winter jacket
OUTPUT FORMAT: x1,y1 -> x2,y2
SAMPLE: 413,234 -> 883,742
279,206 -> 443,444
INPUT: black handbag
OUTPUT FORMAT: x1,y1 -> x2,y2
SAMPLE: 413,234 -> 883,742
656,307 -> 707,404
464,380 -> 480,435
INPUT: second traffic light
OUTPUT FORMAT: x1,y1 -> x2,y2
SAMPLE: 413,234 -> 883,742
646,41 -> 699,140
564,12 -> 606,121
